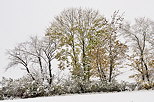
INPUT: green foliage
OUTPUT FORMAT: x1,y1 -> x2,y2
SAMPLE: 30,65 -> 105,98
46,8 -> 127,82
4,8 -> 154,100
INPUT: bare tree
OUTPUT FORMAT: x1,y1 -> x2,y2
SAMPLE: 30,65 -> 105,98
106,11 -> 127,82
7,36 -> 57,85
29,36 -> 44,80
122,17 -> 154,83
41,37 -> 57,85
7,42 -> 35,80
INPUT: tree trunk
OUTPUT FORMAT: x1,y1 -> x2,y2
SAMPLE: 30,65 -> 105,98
82,39 -> 86,81
141,55 -> 150,82
48,59 -> 52,85
38,56 -> 44,81
25,65 -> 35,80
109,34 -> 113,82
109,60 -> 113,82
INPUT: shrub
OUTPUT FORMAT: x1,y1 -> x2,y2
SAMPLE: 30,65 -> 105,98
1,76 -> 141,100
142,82 -> 154,90
0,88 -> 4,100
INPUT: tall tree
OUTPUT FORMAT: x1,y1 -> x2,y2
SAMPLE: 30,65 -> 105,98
7,36 -> 57,85
46,8 -> 127,83
27,36 -> 45,81
41,37 -> 57,85
106,11 -> 127,82
46,8 -> 108,81
122,17 -> 154,83
7,42 -> 35,80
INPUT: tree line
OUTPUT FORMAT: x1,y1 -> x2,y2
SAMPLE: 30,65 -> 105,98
1,8 -> 153,99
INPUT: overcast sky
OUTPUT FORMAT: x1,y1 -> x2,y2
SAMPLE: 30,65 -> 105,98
0,0 -> 154,81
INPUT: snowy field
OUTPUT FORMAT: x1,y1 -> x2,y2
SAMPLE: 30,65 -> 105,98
1,90 -> 153,102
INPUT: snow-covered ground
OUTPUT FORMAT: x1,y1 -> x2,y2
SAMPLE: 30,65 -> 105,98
1,90 -> 153,102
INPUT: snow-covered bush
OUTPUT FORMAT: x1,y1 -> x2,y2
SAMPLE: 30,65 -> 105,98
1,75 -> 146,100
1,77 -> 48,99
141,82 -> 154,90
0,88 -> 4,100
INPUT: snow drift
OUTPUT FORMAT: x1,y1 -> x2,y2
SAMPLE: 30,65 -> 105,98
1,90 -> 153,102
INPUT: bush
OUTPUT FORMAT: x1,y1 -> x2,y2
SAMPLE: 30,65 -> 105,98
142,82 -> 154,90
1,77 -> 48,99
0,88 -> 4,100
1,76 -> 140,100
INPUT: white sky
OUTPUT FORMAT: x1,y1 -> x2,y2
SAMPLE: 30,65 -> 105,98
0,0 -> 154,81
